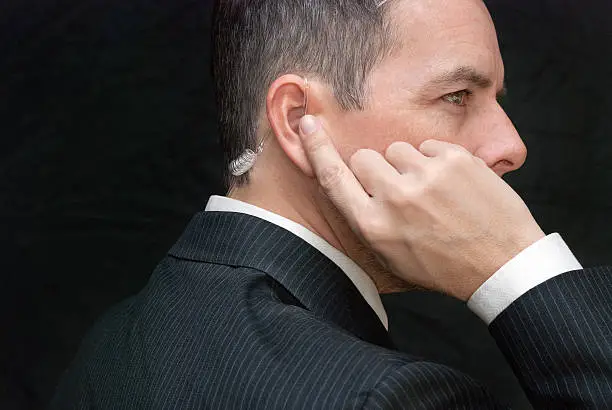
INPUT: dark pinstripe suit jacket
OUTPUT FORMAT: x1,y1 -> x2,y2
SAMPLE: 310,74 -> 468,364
51,211 -> 612,409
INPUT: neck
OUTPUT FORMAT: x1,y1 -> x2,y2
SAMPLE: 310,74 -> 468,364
228,169 -> 414,294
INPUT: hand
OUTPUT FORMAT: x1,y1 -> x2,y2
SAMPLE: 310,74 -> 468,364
298,115 -> 545,301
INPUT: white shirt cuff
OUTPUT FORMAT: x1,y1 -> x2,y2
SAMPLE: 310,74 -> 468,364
467,233 -> 582,325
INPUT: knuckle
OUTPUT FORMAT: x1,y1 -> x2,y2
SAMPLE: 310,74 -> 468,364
410,182 -> 429,200
387,183 -> 414,204
445,148 -> 471,165
350,149 -> 370,165
360,215 -> 388,242
354,148 -> 378,161
422,165 -> 445,189
419,139 -> 435,151
385,141 -> 407,157
317,164 -> 344,189
350,149 -> 381,170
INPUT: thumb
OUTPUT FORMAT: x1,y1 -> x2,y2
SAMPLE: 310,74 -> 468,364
299,115 -> 321,138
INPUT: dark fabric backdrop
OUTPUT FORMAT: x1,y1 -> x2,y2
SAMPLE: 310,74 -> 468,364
1,0 -> 610,408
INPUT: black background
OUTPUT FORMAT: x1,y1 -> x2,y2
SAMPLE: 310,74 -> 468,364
1,0 -> 610,408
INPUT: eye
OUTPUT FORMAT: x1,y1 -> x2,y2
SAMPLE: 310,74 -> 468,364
442,90 -> 471,106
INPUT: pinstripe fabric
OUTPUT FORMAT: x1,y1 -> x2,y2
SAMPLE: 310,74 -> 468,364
490,266 -> 612,408
50,211 -> 611,409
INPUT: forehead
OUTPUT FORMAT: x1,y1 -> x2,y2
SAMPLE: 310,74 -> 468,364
385,0 -> 504,84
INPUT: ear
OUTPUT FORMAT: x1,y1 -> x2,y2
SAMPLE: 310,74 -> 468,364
266,74 -> 318,177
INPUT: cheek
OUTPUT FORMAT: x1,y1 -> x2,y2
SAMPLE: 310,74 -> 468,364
324,111 -> 390,160
332,108 -> 466,159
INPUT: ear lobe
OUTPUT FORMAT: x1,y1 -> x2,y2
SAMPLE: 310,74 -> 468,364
293,139 -> 315,177
266,74 -> 315,177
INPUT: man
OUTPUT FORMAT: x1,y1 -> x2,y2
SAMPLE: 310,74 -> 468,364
51,0 -> 611,408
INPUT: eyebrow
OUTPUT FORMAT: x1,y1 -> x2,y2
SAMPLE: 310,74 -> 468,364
424,66 -> 507,98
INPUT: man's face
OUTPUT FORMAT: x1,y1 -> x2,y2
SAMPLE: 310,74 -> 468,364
326,0 -> 526,177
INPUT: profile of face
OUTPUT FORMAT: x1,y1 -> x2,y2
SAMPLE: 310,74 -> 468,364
255,0 -> 526,290
309,0 -> 526,177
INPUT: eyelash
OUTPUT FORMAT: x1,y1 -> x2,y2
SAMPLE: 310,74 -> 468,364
443,90 -> 472,106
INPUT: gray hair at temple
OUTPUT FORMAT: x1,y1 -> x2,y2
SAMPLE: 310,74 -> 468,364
212,0 -> 401,190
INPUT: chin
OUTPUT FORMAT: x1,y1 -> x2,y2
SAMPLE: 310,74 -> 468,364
365,256 -> 421,294
374,270 -> 421,294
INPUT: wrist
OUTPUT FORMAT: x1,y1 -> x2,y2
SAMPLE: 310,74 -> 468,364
455,228 -> 546,301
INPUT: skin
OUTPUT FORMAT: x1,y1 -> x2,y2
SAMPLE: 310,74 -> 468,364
229,0 -> 528,293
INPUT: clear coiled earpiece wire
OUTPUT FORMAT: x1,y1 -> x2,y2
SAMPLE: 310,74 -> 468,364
229,78 -> 310,177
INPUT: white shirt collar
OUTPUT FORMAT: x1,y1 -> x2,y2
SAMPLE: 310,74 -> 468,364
204,195 -> 389,330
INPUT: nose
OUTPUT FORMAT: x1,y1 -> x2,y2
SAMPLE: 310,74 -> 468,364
474,105 -> 527,177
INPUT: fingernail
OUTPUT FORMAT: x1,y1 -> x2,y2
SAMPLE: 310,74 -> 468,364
300,115 -> 320,136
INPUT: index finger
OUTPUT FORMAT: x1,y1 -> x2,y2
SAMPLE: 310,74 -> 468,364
299,115 -> 371,226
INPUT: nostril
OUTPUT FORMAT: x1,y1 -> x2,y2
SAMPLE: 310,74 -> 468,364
491,159 -> 515,176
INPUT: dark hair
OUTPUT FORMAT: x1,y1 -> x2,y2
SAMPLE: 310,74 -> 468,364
212,0 -> 400,190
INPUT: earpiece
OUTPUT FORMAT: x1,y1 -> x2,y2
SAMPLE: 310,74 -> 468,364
303,77 -> 310,116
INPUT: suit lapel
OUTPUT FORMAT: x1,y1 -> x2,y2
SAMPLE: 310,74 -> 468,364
169,211 -> 393,348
